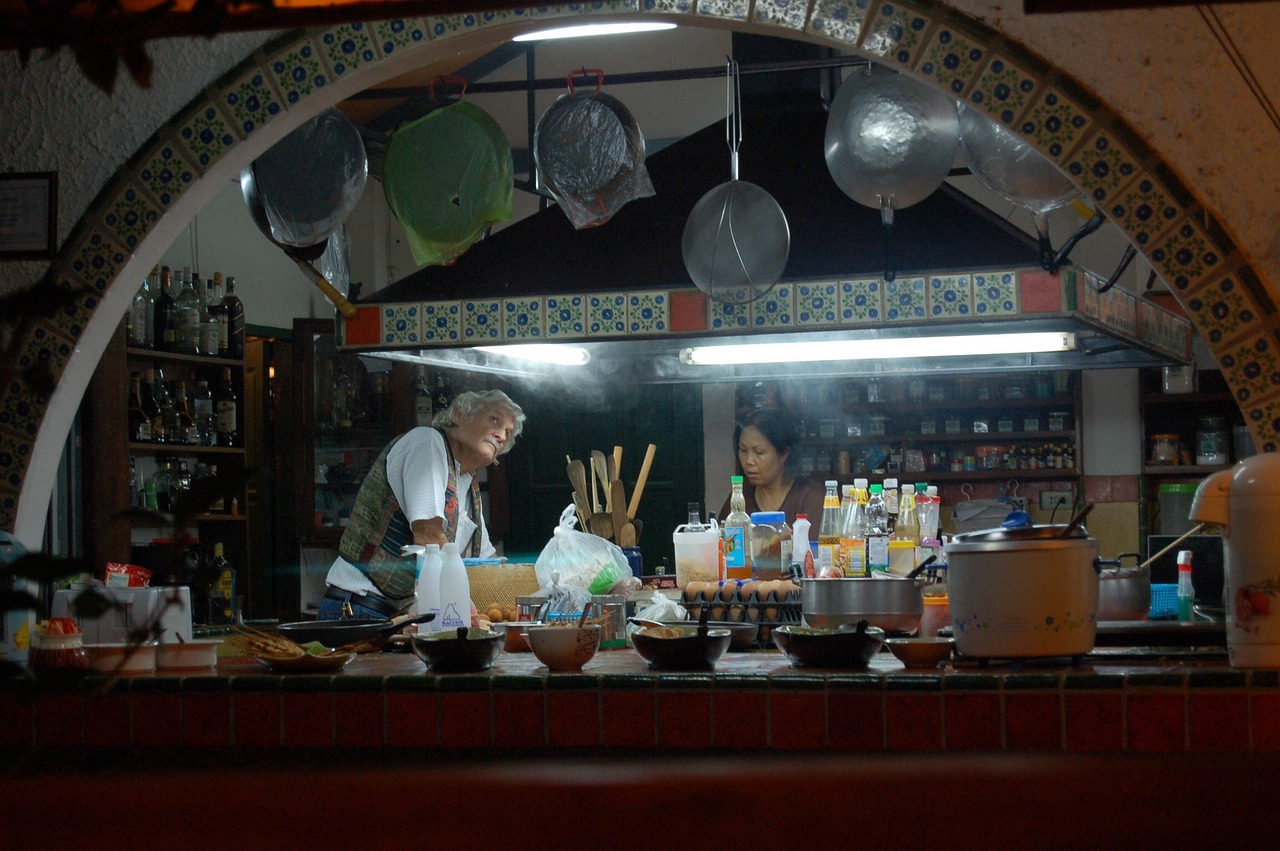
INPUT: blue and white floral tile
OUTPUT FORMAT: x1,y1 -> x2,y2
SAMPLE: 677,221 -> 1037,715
965,53 -> 1040,127
66,230 -> 129,294
809,0 -> 872,45
839,277 -> 883,322
1217,332 -> 1280,407
11,324 -> 75,391
317,24 -> 378,79
795,281 -> 840,326
463,299 -> 502,342
1018,87 -> 1093,163
1105,172 -> 1182,249
422,301 -> 461,344
1182,269 -> 1266,347
643,0 -> 695,13
588,292 -> 628,336
0,430 -> 31,490
266,38 -> 329,107
380,304 -> 421,346
0,485 -> 20,525
972,270 -> 1018,315
370,18 -> 428,56
709,296 -> 751,331
545,294 -> 586,338
137,141 -> 196,212
1244,393 -> 1280,453
1148,216 -> 1223,293
696,0 -> 751,22
102,182 -> 161,252
503,298 -> 544,340
174,103 -> 239,173
751,284 -> 794,328
427,13 -> 487,40
220,67 -> 285,138
916,24 -> 985,96
928,274 -> 972,317
0,379 -> 41,441
860,1 -> 934,68
629,291 -> 669,333
753,0 -> 809,31
1063,128 -> 1141,206
885,276 -> 927,321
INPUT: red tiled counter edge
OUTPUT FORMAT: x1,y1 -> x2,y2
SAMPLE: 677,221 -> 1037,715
3,657 -> 1279,754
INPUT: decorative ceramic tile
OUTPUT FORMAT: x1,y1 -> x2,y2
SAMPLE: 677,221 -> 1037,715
1106,173 -> 1182,249
370,18 -> 429,55
696,0 -> 751,22
0,431 -> 30,490
66,230 -> 129,294
916,25 -> 984,95
267,39 -> 329,107
972,270 -> 1018,315
463,299 -> 502,342
1138,301 -> 1192,360
422,301 -> 461,344
221,67 -> 285,137
137,141 -> 196,211
1097,284 -> 1138,337
708,297 -> 750,330
1217,332 -> 1280,407
1063,129 -> 1140,206
46,285 -> 97,342
860,1 -> 933,68
1182,270 -> 1266,347
0,485 -> 18,530
588,293 -> 628,336
751,284 -> 794,328
1018,87 -> 1092,162
175,103 -> 238,172
928,274 -> 972,317
1148,216 -> 1224,293
503,298 -> 544,340
545,295 -> 586,338
102,182 -> 161,251
966,54 -> 1040,127
839,277 -> 883,322
795,281 -> 840,326
1244,393 -> 1280,453
0,380 -> 41,441
753,0 -> 809,30
884,276 -> 926,321
381,305 -> 421,345
629,292 -> 669,333
809,0 -> 872,44
643,0 -> 695,12
317,24 -> 378,78
428,14 -> 486,39
11,324 -> 75,400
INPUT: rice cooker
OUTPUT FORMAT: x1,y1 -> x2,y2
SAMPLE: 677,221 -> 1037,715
944,524 -> 1100,659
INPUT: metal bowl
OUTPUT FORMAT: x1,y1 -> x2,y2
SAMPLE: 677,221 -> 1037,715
773,624 -> 885,669
801,577 -> 923,633
631,626 -> 732,671
409,628 -> 503,673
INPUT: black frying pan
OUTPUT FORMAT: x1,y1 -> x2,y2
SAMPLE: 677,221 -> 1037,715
278,612 -> 435,647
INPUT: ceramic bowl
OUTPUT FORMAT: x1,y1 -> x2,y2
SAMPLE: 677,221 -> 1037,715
659,620 -> 758,651
631,626 -> 732,671
772,624 -> 885,669
491,621 -> 544,653
84,642 -> 157,674
155,638 -> 222,670
526,624 -> 601,672
885,637 -> 954,669
409,628 -> 503,673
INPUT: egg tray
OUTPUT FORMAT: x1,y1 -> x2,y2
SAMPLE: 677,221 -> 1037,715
678,594 -> 801,648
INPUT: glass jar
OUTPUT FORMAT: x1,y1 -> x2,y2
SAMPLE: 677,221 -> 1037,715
868,415 -> 889,436
1196,416 -> 1229,465
1047,411 -> 1072,432
750,511 -> 790,581
1150,433 -> 1181,465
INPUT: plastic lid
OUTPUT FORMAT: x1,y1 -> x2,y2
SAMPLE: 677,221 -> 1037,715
869,484 -> 883,493
1177,549 -> 1193,566
854,477 -> 868,488
825,479 -> 839,487
902,484 -> 915,494
796,513 -> 808,520
1160,483 -> 1200,494
750,511 -> 786,524
885,478 -> 898,487
731,475 -> 743,483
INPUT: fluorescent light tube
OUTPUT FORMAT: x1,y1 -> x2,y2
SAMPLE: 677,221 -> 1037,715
513,22 -> 677,42
681,332 -> 1076,365
474,344 -> 591,366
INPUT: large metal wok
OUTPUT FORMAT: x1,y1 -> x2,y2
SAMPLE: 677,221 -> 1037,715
824,64 -> 959,281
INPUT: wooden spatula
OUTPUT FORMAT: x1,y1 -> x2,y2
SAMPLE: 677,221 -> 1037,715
611,479 -> 627,544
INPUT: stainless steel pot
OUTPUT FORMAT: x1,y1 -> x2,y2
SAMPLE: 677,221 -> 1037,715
1096,553 -> 1151,621
801,576 -> 924,634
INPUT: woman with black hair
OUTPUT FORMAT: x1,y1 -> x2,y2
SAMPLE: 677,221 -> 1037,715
718,406 -> 825,526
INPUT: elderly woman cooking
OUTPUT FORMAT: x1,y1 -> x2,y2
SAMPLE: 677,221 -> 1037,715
317,389 -> 526,621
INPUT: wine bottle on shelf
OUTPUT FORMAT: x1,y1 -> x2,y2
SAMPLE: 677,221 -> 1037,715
207,542 -> 236,625
153,265 -> 178,352
151,369 -> 172,444
174,381 -> 199,445
199,277 -> 220,356
214,367 -> 238,447
175,268 -> 202,354
128,372 -> 151,443
192,378 -> 215,446
128,271 -> 152,347
220,276 -> 245,360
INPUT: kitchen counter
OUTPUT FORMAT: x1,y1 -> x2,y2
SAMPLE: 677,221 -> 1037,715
4,641 -> 1277,756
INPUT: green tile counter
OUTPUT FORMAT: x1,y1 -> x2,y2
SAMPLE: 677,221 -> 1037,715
4,647 -> 1279,756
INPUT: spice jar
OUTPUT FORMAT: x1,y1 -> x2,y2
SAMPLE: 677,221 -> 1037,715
1196,416 -> 1228,465
1150,434 -> 1180,465
750,511 -> 791,581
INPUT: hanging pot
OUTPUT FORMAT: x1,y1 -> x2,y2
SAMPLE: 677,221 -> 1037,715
824,65 -> 959,281
534,68 -> 654,229
383,77 -> 514,266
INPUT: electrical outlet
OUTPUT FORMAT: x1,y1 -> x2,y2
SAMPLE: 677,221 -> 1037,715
1039,489 -> 1073,511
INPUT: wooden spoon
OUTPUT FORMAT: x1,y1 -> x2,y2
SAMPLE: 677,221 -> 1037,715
617,521 -> 637,548
611,479 -> 628,544
591,450 -> 610,510
588,512 -> 614,540
627,443 -> 657,520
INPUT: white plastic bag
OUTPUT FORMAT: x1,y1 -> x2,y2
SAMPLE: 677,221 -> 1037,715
534,505 -> 630,595
626,589 -> 687,642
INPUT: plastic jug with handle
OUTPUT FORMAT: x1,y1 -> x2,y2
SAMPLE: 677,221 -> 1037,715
673,516 -> 720,589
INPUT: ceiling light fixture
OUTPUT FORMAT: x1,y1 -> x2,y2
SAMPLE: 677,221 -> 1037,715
474,344 -> 591,366
512,22 -> 677,42
681,331 -> 1077,365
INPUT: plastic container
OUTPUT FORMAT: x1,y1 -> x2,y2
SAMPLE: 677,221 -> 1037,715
673,520 -> 721,589
1149,583 -> 1179,620
437,542 -> 471,631
750,511 -> 790,581
1196,416 -> 1229,465
416,544 -> 443,633
918,594 -> 951,637
1158,483 -> 1200,536
1150,434 -> 1180,465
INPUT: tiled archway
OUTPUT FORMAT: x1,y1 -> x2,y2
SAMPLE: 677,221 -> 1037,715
4,0 -> 1275,541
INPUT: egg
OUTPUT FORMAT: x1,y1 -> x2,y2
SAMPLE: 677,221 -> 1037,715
719,579 -> 739,602
775,580 -> 798,602
764,605 -> 779,622
684,581 -> 706,602
702,583 -> 719,602
728,604 -> 745,622
711,605 -> 726,621
739,581 -> 757,602
755,580 -> 777,602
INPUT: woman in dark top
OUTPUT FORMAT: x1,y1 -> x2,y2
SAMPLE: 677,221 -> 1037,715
719,406 -> 826,526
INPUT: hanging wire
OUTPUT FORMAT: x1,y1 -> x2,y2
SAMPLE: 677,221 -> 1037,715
725,56 -> 741,182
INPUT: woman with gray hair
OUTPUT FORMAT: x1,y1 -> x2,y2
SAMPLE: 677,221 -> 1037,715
318,389 -> 526,621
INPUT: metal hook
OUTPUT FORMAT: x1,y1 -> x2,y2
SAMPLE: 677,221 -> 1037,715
961,483 -> 974,501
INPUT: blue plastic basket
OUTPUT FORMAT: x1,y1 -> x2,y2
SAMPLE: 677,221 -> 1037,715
1149,583 -> 1179,620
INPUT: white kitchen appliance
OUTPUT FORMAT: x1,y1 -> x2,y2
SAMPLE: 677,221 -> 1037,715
1192,452 -> 1280,667
51,586 -> 193,645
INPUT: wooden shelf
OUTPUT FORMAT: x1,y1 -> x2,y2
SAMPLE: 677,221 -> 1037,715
841,394 -> 1077,414
126,346 -> 245,368
1141,392 -> 1234,406
805,430 -> 1075,445
812,468 -> 1079,483
128,442 -> 245,455
1143,464 -> 1230,476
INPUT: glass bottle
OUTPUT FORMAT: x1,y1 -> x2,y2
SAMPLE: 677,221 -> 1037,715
150,370 -> 172,444
199,277 -> 221,356
128,371 -> 151,442
175,267 -> 201,354
220,276 -> 245,359
128,457 -> 141,508
839,477 -> 868,576
174,381 -> 199,445
817,479 -> 842,575
128,271 -> 152,347
192,379 -> 215,446
723,475 -> 752,581
153,265 -> 178,352
214,367 -> 238,447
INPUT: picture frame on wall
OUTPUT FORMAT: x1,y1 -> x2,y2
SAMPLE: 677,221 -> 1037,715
0,171 -> 58,260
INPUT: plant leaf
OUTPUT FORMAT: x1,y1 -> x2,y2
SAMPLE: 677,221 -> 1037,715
66,587 -> 114,620
72,42 -> 120,94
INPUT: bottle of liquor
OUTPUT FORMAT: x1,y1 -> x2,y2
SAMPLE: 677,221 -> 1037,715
723,475 -> 752,581
140,368 -> 160,442
208,463 -> 224,512
199,277 -> 220,356
433,372 -> 452,413
129,457 -> 142,508
413,366 -> 433,427
173,381 -> 199,445
175,268 -> 202,354
220,276 -> 245,359
128,271 -> 152,347
151,369 -> 172,444
192,379 -> 215,446
207,542 -> 236,625
214,367 -> 238,447
128,372 -> 151,442
144,267 -> 160,348
153,265 -> 178,352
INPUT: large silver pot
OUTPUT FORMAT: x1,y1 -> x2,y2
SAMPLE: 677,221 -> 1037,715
801,576 -> 924,634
